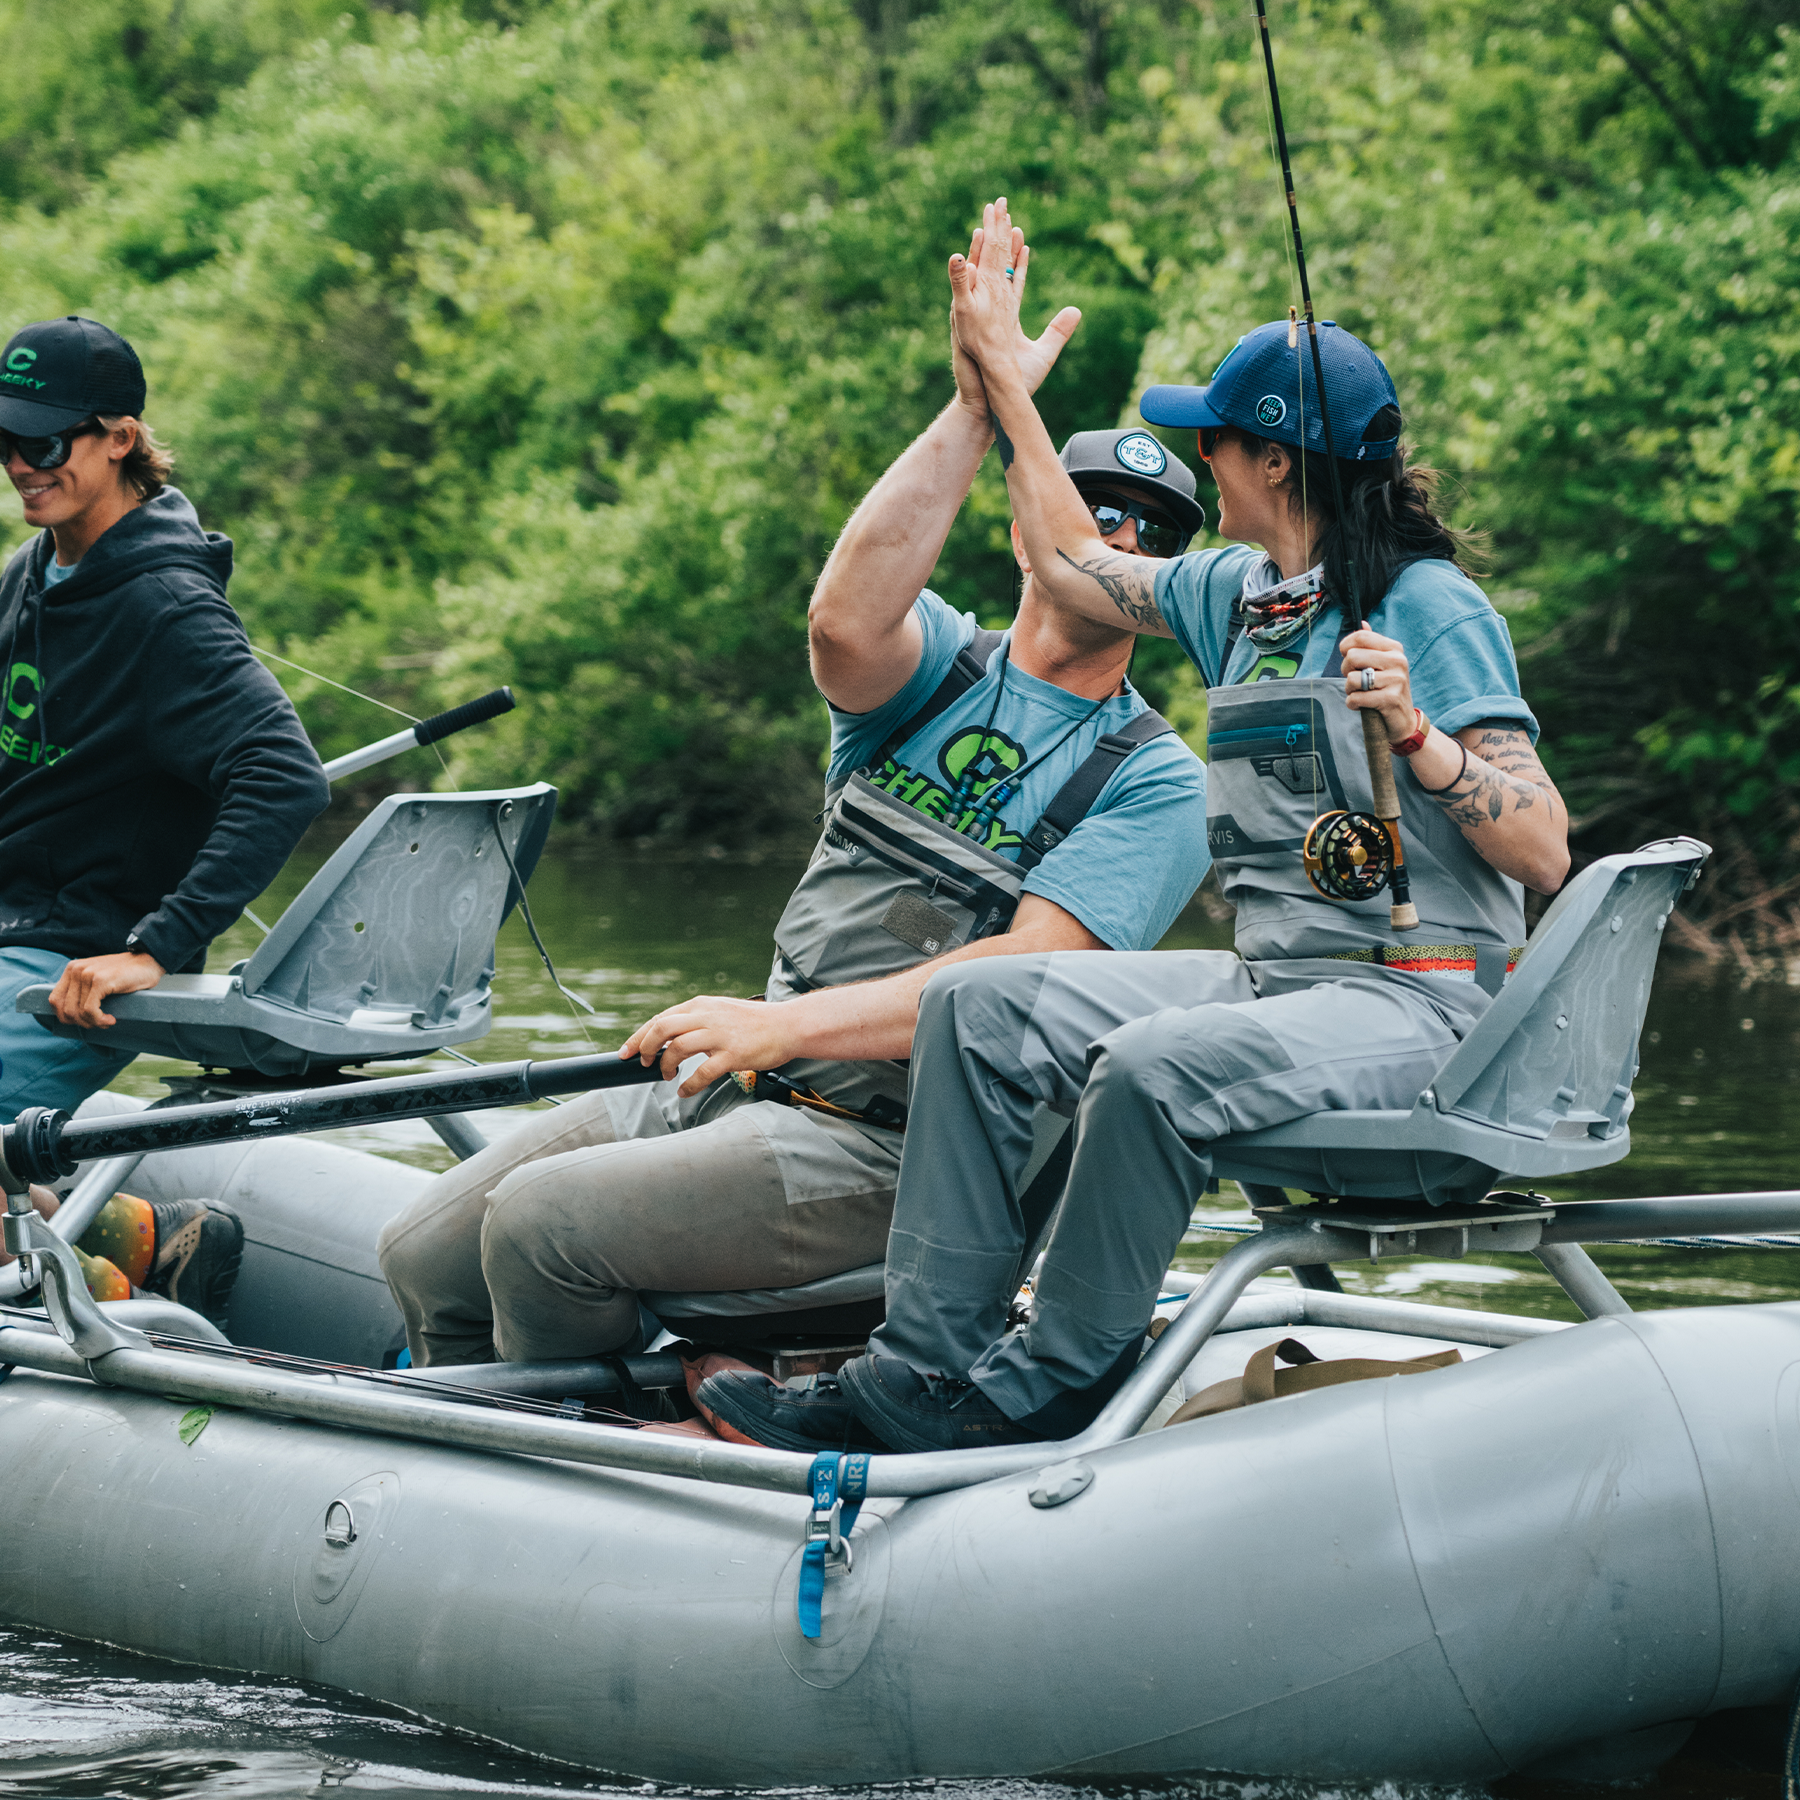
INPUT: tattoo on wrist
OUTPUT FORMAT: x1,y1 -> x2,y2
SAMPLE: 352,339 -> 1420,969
1055,548 -> 1167,632
989,410 -> 1014,470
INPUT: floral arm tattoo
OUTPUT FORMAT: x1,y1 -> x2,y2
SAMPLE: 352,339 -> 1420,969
1054,547 -> 1170,634
1422,724 -> 1563,834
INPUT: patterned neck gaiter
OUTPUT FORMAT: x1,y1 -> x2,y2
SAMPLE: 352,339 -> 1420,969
1238,557 -> 1329,652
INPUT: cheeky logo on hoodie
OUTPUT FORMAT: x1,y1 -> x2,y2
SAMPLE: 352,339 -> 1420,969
1,662 -> 68,765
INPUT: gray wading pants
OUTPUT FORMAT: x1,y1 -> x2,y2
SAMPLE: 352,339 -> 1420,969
870,950 -> 1489,1426
377,1078 -> 901,1366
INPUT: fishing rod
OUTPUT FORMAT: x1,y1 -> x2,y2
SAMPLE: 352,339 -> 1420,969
1253,0 -> 1419,933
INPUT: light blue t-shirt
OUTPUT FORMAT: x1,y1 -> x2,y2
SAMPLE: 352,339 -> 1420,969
1152,547 -> 1538,741
41,556 -> 76,588
827,593 -> 1212,951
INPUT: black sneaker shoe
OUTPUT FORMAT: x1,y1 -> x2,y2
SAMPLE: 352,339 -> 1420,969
697,1370 -> 889,1453
838,1353 -> 1045,1454
148,1199 -> 244,1327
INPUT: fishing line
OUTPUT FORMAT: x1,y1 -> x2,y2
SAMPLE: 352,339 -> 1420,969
250,643 -> 455,786
491,815 -> 600,1053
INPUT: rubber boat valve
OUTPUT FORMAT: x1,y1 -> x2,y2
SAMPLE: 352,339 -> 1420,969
1,1051 -> 668,1183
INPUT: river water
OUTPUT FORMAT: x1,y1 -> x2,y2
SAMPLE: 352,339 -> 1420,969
3,830 -> 1796,1798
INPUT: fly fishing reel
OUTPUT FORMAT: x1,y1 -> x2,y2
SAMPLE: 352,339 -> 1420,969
1302,809 -> 1397,903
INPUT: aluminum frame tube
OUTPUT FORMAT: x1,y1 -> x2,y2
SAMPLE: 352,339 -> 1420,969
1543,1194 -> 1800,1242
0,1221 -> 1558,1502
0,1326 -> 815,1494
384,1352 -> 686,1399
1534,1242 -> 1632,1318
0,1152 -> 145,1299
1172,1278 -> 1573,1347
1081,1224 -> 1361,1443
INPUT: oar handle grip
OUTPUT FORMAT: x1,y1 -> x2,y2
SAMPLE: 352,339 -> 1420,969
413,686 -> 515,748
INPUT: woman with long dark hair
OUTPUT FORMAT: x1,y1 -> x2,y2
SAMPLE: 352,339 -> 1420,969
701,199 -> 1572,1455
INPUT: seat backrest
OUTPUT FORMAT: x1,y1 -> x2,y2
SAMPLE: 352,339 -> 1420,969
241,784 -> 557,1025
1426,837 -> 1709,1142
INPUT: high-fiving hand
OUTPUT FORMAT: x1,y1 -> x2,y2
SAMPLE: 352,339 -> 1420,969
949,196 -> 1080,407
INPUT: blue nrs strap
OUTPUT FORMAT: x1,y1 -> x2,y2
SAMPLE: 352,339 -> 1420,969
798,1450 -> 869,1640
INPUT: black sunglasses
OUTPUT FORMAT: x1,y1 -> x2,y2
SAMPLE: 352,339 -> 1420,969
1086,496 -> 1188,559
0,418 -> 102,472
1199,427 -> 1223,460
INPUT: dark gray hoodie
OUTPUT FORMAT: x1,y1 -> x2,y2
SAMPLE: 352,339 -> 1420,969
0,487 -> 328,972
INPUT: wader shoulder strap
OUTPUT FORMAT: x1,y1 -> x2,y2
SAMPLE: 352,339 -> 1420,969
1015,708 -> 1175,873
871,627 -> 1007,768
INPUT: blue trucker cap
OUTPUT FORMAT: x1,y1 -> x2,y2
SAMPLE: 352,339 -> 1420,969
1139,320 -> 1401,464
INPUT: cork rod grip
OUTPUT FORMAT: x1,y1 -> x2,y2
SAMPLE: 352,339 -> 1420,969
1361,708 -> 1402,821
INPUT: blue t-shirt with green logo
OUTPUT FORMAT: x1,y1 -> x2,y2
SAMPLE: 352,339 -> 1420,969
827,592 -> 1211,951
1152,547 -> 1538,740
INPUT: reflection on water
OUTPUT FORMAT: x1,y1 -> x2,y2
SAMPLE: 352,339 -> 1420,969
9,825 -> 1799,1797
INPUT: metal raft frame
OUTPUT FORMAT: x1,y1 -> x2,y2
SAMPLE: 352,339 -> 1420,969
4,1161 -> 1798,1499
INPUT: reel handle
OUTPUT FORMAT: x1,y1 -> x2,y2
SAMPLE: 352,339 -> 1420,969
1360,712 -> 1420,929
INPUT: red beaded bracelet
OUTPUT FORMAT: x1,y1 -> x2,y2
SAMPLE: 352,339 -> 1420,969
1389,708 -> 1429,757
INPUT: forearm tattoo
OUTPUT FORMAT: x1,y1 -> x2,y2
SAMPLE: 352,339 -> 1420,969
1423,726 -> 1562,833
989,410 -> 1014,470
1055,547 -> 1168,633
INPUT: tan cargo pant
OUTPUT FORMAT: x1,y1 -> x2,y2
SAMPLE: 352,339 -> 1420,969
376,1077 -> 900,1367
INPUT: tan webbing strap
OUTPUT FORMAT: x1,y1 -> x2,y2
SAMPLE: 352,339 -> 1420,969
1165,1336 -> 1462,1426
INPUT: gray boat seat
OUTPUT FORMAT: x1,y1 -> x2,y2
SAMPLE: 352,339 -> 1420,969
636,1109 -> 1079,1346
643,1264 -> 887,1346
1209,836 -> 1710,1209
19,784 -> 557,1078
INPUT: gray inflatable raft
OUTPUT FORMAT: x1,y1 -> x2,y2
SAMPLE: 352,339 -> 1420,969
3,1121 -> 1798,1791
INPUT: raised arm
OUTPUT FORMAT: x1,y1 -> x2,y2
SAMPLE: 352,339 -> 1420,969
950,198 -> 1176,641
810,216 -> 1080,712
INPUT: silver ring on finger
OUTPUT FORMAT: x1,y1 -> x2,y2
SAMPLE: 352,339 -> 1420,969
1359,668 -> 1376,693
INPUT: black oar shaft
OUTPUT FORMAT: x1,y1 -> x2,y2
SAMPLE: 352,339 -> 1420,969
3,1053 -> 665,1184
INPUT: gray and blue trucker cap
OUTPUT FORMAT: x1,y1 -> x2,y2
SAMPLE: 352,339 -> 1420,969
0,316 -> 147,436
1059,428 -> 1206,535
1139,320 -> 1400,463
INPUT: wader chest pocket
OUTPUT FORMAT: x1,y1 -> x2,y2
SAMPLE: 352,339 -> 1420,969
879,893 -> 957,957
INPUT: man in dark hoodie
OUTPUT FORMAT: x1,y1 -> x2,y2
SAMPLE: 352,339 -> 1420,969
0,315 -> 327,1185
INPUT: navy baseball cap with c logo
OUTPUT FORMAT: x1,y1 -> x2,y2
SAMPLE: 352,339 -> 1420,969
0,316 -> 147,436
1139,320 -> 1401,463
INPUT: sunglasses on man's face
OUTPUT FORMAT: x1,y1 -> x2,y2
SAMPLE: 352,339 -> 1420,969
1199,428 -> 1223,460
1086,497 -> 1187,559
0,418 -> 101,472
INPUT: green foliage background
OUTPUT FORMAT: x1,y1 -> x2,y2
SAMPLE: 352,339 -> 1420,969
0,0 -> 1793,946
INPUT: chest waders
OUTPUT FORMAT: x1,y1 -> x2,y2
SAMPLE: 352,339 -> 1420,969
767,629 -> 1174,1125
1205,633 -> 1526,994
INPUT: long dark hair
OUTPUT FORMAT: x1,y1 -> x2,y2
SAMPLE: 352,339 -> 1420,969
1232,405 -> 1487,610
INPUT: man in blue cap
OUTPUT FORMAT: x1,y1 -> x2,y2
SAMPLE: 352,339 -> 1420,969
702,199 -> 1569,1453
0,315 -> 327,1311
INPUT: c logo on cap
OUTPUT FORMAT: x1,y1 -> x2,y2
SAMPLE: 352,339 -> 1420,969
4,349 -> 36,373
1113,432 -> 1167,476
1254,394 -> 1287,427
